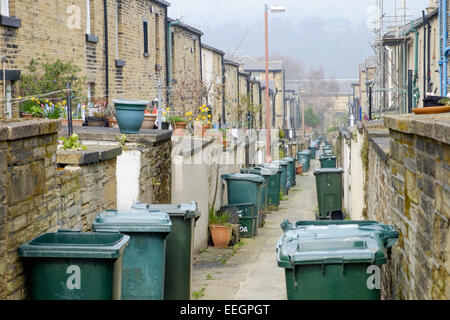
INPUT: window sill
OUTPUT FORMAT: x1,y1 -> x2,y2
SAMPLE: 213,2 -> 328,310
115,59 -> 126,68
0,15 -> 21,28
86,34 -> 99,43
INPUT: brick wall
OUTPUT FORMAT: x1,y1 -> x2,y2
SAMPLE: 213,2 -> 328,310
0,0 -> 168,118
0,119 -> 121,300
224,63 -> 239,125
364,114 -> 450,300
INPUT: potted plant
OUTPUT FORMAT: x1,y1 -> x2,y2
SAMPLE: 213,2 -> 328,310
113,99 -> 149,134
86,97 -> 108,127
168,114 -> 189,130
20,97 -> 44,119
209,208 -> 232,248
195,105 -> 212,136
142,108 -> 157,129
412,97 -> 450,114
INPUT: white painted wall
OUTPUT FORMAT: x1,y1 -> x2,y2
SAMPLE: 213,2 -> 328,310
116,150 -> 141,210
342,137 -> 351,216
81,140 -> 142,211
349,128 -> 365,220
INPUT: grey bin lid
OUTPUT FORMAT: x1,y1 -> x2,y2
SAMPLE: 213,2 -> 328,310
93,210 -> 172,233
277,224 -> 388,268
271,160 -> 288,167
251,167 -> 277,176
260,164 -> 283,173
18,230 -> 130,259
282,157 -> 295,163
313,168 -> 344,175
221,173 -> 265,183
131,201 -> 200,220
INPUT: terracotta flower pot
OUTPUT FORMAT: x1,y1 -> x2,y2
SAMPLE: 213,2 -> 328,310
21,113 -> 33,119
107,117 -> 118,128
172,121 -> 188,137
201,124 -> 211,137
210,225 -> 231,248
60,119 -> 84,127
142,114 -> 157,129
296,165 -> 303,175
174,122 -> 187,130
412,106 -> 450,114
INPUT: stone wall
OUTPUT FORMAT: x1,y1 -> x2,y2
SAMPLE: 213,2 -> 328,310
0,0 -> 169,118
73,126 -> 172,210
0,120 -> 121,300
363,114 -> 449,300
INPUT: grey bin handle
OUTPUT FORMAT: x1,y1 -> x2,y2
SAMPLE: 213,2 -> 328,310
58,229 -> 82,233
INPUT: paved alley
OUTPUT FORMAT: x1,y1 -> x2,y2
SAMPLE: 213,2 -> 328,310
191,159 -> 320,300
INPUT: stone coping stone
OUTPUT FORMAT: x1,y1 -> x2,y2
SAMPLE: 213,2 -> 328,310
0,119 -> 60,141
59,126 -> 172,144
172,136 -> 214,156
384,113 -> 450,145
369,137 -> 391,162
57,145 -> 122,165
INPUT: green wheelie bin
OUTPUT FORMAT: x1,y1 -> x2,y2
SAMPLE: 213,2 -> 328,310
18,230 -> 130,300
309,145 -> 317,159
221,203 -> 258,238
222,173 -> 265,213
320,155 -> 337,168
92,209 -> 172,300
283,157 -> 296,187
271,160 -> 289,195
240,168 -> 270,212
259,164 -> 282,208
277,219 -> 399,300
314,168 -> 344,220
131,201 -> 200,300
297,151 -> 310,172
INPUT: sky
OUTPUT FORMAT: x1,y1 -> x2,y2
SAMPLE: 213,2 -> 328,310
167,0 -> 432,79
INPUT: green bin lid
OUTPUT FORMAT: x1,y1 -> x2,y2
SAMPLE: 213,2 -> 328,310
222,173 -> 265,183
320,155 -> 337,159
277,224 -> 389,268
93,210 -> 172,233
284,220 -> 399,249
313,168 -> 344,175
18,230 -> 130,259
131,201 -> 200,220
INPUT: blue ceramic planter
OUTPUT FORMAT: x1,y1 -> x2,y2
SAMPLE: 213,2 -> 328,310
113,100 -> 149,134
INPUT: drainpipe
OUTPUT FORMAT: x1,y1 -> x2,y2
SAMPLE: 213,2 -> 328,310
443,0 -> 449,96
427,16 -> 431,93
409,21 -> 420,108
221,56 -> 226,126
439,0 -> 443,95
423,11 -> 427,101
167,19 -> 180,107
103,0 -> 109,100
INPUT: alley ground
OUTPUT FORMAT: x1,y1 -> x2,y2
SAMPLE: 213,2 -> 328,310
191,158 -> 320,300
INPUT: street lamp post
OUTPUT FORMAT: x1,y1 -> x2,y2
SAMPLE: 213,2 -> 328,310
264,4 -> 286,163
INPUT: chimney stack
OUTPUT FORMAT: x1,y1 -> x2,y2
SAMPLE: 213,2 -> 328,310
426,0 -> 438,14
